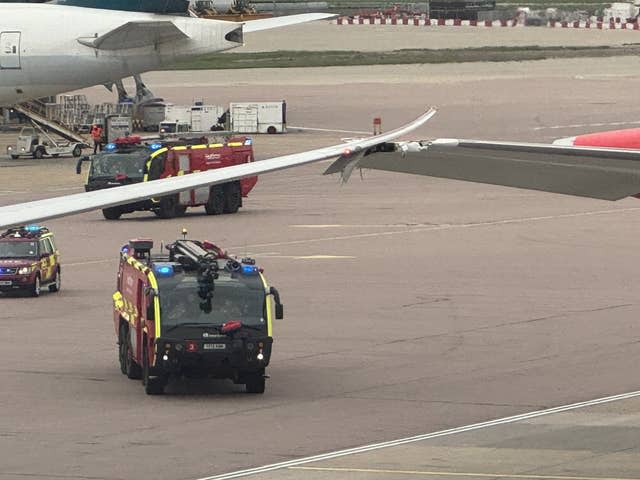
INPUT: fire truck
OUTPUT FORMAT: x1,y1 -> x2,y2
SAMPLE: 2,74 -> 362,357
76,135 -> 258,220
0,225 -> 61,297
113,234 -> 284,395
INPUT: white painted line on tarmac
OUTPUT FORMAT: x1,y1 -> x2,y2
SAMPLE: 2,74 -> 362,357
533,120 -> 640,131
65,259 -> 115,267
195,389 -> 640,480
290,466 -> 640,480
238,207 -> 640,250
289,126 -> 372,135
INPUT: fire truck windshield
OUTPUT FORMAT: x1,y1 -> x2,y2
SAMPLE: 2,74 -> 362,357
158,275 -> 265,329
89,150 -> 149,178
0,241 -> 38,258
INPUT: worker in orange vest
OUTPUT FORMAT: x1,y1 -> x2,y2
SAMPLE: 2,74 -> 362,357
90,124 -> 103,154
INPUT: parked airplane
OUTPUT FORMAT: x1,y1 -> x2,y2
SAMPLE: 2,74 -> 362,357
325,127 -> 640,201
0,3 -> 331,105
0,109 -> 438,229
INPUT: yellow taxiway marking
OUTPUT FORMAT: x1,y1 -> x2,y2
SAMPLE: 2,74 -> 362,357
289,466 -> 639,480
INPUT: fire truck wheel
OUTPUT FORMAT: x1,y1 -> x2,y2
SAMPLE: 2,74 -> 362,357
33,148 -> 45,160
49,269 -> 61,293
157,195 -> 180,219
205,186 -> 225,215
28,275 -> 41,297
118,324 -> 128,375
123,328 -> 142,380
102,207 -> 122,220
223,182 -> 241,214
245,373 -> 265,394
143,343 -> 166,395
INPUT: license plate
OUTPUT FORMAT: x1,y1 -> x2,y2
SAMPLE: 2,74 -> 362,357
203,343 -> 226,350
0,281 -> 12,286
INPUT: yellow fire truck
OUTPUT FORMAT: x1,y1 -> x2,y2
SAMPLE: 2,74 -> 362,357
113,234 -> 284,395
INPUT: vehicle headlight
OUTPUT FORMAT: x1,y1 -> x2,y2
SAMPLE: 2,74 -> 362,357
7,146 -> 12,151
18,267 -> 31,275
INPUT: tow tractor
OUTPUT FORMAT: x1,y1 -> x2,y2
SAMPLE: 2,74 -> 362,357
7,124 -> 88,159
113,233 -> 284,395
76,135 -> 257,220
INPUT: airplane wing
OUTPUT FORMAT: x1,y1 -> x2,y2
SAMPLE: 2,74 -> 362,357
0,109 -> 436,230
77,21 -> 189,50
242,13 -> 336,33
324,138 -> 640,201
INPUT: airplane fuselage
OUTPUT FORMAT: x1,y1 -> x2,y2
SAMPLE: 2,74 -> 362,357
0,4 -> 242,105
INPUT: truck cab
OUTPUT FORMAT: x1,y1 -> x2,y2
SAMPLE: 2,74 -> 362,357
113,237 -> 284,395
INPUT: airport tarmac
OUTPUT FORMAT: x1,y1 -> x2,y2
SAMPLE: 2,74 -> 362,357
2,57 -> 640,480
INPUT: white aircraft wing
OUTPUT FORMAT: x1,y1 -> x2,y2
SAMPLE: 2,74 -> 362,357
77,21 -> 189,50
0,109 -> 436,230
324,138 -> 640,201
242,13 -> 336,33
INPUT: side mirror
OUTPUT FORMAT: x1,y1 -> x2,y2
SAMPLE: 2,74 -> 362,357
76,156 -> 89,174
270,287 -> 284,320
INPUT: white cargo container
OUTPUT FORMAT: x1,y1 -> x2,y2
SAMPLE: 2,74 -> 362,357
190,105 -> 225,132
163,105 -> 192,125
230,101 -> 286,134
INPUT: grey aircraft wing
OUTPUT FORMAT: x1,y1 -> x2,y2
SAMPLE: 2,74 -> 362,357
324,138 -> 640,201
0,109 -> 436,230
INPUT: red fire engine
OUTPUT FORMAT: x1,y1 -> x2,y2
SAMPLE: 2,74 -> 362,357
77,136 -> 258,219
113,234 -> 284,395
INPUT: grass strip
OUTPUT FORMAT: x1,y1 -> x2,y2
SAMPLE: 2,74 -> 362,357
165,45 -> 640,70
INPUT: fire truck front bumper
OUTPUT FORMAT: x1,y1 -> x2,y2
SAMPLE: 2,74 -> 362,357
152,337 -> 273,378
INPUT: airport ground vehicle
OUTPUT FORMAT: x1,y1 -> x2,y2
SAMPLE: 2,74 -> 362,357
6,125 -> 88,159
76,135 -> 258,220
229,101 -> 286,134
114,236 -> 284,394
0,225 -> 61,297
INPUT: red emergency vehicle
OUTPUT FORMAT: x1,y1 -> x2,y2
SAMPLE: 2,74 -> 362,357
77,136 -> 258,220
113,235 -> 284,395
0,225 -> 61,297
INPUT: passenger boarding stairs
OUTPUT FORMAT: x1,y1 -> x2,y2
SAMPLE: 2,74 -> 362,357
13,100 -> 87,144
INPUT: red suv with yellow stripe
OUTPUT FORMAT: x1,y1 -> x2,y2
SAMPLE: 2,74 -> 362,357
0,226 -> 61,297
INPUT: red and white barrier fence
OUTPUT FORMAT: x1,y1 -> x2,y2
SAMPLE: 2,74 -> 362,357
333,15 -> 640,29
334,16 -> 522,26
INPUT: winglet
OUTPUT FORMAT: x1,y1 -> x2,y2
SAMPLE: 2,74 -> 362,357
324,107 -> 437,183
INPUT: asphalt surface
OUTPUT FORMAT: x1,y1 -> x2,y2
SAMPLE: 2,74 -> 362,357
2,58 -> 640,480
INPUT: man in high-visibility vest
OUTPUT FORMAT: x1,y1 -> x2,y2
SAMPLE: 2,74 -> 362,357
90,124 -> 103,154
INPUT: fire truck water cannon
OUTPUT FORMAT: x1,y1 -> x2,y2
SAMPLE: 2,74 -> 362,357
113,231 -> 285,395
